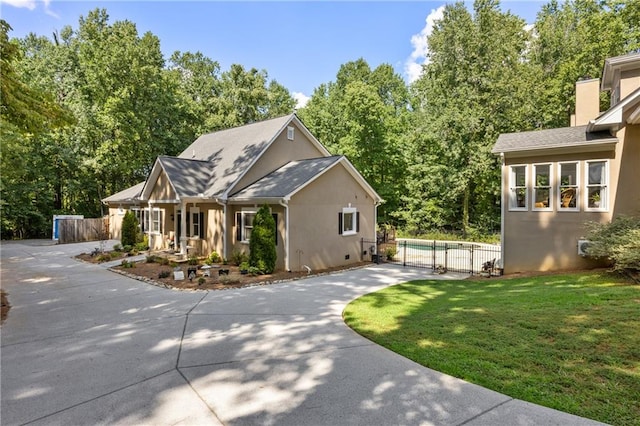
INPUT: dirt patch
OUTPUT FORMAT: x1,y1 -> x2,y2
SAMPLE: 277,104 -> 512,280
1,290 -> 10,324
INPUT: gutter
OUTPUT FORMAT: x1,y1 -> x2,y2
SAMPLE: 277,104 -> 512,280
499,153 -> 505,271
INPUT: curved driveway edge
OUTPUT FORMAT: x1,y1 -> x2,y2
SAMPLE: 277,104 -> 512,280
1,240 -> 605,425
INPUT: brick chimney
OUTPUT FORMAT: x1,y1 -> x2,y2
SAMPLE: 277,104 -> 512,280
572,78 -> 600,126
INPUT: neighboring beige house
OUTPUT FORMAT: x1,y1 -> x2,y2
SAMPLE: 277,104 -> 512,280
103,114 -> 382,272
492,53 -> 640,273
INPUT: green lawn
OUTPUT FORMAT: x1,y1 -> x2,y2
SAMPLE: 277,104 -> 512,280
343,271 -> 640,425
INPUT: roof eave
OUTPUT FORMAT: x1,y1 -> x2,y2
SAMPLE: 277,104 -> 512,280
498,140 -> 618,158
227,197 -> 285,204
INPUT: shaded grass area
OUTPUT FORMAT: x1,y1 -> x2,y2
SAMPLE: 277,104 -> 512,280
343,272 -> 640,425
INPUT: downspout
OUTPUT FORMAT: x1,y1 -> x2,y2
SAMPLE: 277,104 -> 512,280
279,199 -> 290,272
499,153 -> 505,271
215,199 -> 227,261
374,201 -> 380,246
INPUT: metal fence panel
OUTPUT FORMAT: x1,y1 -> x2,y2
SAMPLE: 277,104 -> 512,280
362,237 -> 501,275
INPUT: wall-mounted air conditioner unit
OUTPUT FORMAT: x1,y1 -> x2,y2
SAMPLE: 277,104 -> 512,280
577,239 -> 591,256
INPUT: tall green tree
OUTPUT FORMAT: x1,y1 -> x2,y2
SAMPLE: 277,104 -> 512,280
16,9 -> 195,218
403,0 -> 532,235
530,0 -> 636,127
1,20 -> 72,238
207,64 -> 295,129
299,59 -> 410,222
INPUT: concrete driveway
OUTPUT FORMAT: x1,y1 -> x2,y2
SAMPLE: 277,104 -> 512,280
1,240 -> 604,425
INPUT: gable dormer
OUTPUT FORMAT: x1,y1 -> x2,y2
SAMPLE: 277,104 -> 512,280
601,52 -> 640,106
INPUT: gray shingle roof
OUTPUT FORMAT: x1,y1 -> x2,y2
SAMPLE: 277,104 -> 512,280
178,114 -> 295,197
157,156 -> 215,198
230,156 -> 343,200
101,182 -> 144,203
492,125 -> 618,154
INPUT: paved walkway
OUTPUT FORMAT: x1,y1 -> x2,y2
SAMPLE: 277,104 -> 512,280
1,240 -> 605,425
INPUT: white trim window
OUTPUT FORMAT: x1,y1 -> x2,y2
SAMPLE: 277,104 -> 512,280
558,162 -> 579,211
190,207 -> 200,238
509,165 -> 528,210
339,207 -> 359,236
131,207 -> 146,233
586,160 -> 608,210
236,210 -> 256,243
151,208 -> 163,235
287,126 -> 295,140
533,163 -> 552,210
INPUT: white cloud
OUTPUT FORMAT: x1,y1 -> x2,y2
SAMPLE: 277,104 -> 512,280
1,0 -> 37,10
293,92 -> 310,109
404,4 -> 446,84
1,0 -> 57,17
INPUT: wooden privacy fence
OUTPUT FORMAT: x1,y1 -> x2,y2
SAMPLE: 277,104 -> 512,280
57,217 -> 109,244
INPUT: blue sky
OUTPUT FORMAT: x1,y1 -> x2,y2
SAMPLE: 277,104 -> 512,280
1,0 -> 546,107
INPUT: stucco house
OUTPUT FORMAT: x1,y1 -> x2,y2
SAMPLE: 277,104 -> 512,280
102,114 -> 382,272
492,52 -> 640,273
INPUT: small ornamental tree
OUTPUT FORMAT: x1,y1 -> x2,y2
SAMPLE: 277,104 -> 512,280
249,204 -> 277,274
121,211 -> 139,247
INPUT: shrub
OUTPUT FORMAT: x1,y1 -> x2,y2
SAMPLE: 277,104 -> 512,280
121,211 -> 139,247
230,249 -> 249,266
239,261 -> 250,271
135,241 -> 149,252
205,251 -> 222,264
187,255 -> 199,265
113,244 -> 123,252
584,215 -> 640,273
121,259 -> 135,268
248,266 -> 262,276
219,275 -> 240,285
385,246 -> 397,261
158,270 -> 170,279
122,245 -> 133,253
198,277 -> 206,285
249,204 -> 276,274
95,253 -> 113,263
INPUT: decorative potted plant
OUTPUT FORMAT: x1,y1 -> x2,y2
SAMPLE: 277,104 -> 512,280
590,192 -> 601,208
239,261 -> 250,275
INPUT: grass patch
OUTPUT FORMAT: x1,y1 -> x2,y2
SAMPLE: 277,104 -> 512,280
343,271 -> 640,425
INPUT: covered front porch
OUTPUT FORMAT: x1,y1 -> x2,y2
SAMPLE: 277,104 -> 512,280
145,199 -> 225,259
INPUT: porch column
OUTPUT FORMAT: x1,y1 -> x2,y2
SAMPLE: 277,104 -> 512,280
180,200 -> 188,255
280,200 -> 290,272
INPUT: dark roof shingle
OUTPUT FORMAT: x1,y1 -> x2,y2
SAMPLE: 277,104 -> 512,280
493,125 -> 617,154
230,156 -> 343,199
